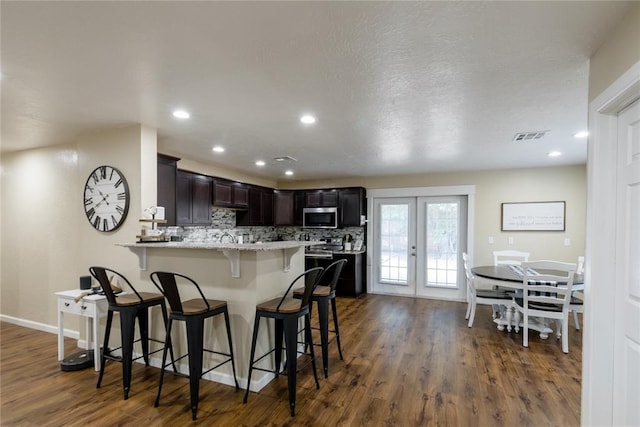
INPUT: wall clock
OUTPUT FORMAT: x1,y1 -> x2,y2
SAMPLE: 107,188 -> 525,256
83,165 -> 130,232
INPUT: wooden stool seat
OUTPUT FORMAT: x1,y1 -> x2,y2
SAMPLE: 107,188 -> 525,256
180,298 -> 227,315
256,297 -> 303,313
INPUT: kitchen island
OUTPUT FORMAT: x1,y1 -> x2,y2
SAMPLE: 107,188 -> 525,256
117,240 -> 320,391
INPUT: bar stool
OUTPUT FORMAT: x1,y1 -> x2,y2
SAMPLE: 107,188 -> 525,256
243,267 -> 323,417
89,266 -> 174,400
293,258 -> 347,378
150,271 -> 238,421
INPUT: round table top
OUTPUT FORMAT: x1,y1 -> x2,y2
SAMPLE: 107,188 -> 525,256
471,265 -> 584,284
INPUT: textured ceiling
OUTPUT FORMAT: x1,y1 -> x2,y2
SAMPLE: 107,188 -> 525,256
1,2 -> 634,180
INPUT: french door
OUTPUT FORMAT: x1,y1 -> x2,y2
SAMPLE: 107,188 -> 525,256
372,195 -> 468,300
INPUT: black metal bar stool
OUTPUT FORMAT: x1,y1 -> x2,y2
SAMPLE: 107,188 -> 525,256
243,267 -> 323,417
89,266 -> 175,400
150,271 -> 238,421
293,258 -> 347,378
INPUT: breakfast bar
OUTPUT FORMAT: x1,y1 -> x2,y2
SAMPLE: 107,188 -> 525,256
118,240 -> 319,392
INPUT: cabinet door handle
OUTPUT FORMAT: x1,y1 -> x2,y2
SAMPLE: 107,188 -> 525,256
81,306 -> 87,310
64,302 -> 70,307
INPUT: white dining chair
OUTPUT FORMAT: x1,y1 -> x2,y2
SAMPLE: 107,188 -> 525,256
493,250 -> 530,266
570,256 -> 585,330
463,253 -> 513,328
513,260 -> 577,353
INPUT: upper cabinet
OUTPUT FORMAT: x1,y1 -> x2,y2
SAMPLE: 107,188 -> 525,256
338,187 -> 366,227
212,179 -> 249,208
304,189 -> 338,207
176,170 -> 212,226
236,186 -> 274,226
157,154 -> 179,226
274,190 -> 305,226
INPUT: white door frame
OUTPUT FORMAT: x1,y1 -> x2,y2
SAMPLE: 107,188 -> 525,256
583,60 -> 640,425
366,185 -> 475,300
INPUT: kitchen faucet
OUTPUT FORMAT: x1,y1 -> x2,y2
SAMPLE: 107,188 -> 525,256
219,232 -> 236,243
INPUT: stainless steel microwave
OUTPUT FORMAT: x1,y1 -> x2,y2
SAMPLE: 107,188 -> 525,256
303,207 -> 338,228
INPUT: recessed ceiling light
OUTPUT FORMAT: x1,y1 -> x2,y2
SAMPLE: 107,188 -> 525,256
285,170 -> 294,176
300,114 -> 316,124
255,160 -> 266,167
548,151 -> 562,157
574,131 -> 588,138
172,110 -> 190,119
212,146 -> 225,153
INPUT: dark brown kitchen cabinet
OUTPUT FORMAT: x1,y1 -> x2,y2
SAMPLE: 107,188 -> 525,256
213,179 -> 249,208
274,190 -> 295,226
236,186 -> 274,226
339,187 -> 366,227
305,189 -> 338,207
157,154 -> 179,226
176,170 -> 212,226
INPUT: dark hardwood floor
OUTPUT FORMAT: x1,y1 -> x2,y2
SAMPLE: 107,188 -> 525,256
0,295 -> 582,426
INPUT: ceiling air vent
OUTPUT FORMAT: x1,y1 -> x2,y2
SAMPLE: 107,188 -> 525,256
272,156 -> 298,162
512,131 -> 548,142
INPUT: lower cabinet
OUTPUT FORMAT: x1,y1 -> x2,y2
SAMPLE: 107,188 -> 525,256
305,252 -> 365,297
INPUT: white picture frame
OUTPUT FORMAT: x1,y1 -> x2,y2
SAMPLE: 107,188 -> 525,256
501,201 -> 566,231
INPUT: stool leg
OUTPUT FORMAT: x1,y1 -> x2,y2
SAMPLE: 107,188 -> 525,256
136,307 -> 150,366
305,312 -> 320,390
275,319 -> 284,376
154,318 -> 173,407
316,298 -> 330,378
243,313 -> 261,404
159,301 -> 177,373
97,310 -> 113,388
119,309 -> 137,400
330,297 -> 343,360
223,309 -> 239,389
283,317 -> 298,417
186,317 -> 205,421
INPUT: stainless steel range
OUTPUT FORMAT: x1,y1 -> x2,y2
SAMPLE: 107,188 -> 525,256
305,238 -> 343,259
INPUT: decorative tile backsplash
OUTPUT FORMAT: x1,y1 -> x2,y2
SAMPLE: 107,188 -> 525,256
163,208 -> 365,244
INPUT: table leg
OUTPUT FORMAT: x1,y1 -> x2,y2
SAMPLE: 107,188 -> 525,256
58,309 -> 64,361
93,311 -> 101,371
505,306 -> 513,332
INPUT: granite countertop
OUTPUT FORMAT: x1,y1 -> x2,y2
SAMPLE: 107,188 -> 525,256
119,240 -> 323,251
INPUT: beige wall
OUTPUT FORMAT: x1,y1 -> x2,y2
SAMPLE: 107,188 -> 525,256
0,125 -> 158,331
280,165 -> 587,266
589,2 -> 640,101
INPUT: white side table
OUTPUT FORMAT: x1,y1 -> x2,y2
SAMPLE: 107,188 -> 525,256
56,289 -> 108,371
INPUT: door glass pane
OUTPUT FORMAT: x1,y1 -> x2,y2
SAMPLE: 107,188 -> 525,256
425,202 -> 459,288
379,204 -> 409,285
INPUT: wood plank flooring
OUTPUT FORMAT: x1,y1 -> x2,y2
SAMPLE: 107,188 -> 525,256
0,295 -> 582,426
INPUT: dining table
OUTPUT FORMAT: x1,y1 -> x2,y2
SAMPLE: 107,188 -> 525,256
471,264 -> 584,337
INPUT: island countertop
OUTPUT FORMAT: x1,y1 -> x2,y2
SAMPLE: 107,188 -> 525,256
118,240 -> 322,251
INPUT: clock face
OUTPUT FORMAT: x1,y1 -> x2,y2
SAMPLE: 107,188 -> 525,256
83,165 -> 130,232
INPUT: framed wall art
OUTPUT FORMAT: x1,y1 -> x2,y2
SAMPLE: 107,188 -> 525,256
501,201 -> 566,231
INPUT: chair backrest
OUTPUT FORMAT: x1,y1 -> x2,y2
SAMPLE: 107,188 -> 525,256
277,267 -> 323,312
576,256 -> 585,275
462,252 -> 477,298
316,259 -> 347,292
521,260 -> 576,309
150,271 -> 208,315
493,250 -> 530,266
89,266 -> 140,306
